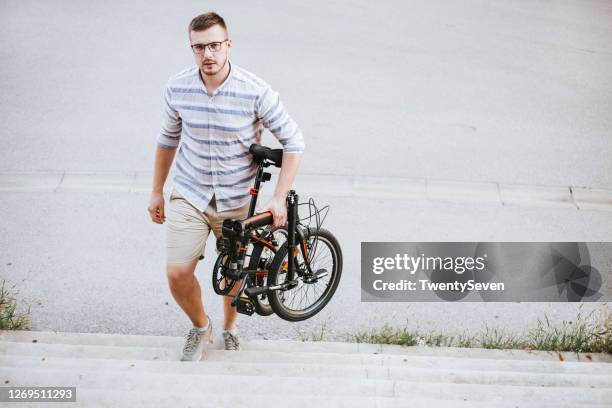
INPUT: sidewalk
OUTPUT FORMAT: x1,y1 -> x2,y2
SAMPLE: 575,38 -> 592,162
0,180 -> 610,339
1,0 -> 610,364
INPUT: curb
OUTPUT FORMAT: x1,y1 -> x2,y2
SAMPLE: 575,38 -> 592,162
1,172 -> 611,211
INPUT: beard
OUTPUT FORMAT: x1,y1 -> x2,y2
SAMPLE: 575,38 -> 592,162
201,55 -> 228,77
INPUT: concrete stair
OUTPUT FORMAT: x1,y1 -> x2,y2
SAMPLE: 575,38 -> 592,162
0,330 -> 610,407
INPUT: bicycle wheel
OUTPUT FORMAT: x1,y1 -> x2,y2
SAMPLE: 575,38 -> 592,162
247,227 -> 287,316
267,228 -> 342,322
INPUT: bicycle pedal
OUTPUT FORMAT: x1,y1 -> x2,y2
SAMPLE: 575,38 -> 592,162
236,297 -> 255,316
244,286 -> 268,298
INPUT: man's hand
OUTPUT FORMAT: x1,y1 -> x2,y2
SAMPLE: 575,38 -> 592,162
259,195 -> 287,228
260,152 -> 302,228
148,191 -> 166,224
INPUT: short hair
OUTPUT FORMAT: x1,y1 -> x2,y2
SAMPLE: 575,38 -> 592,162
188,12 -> 228,34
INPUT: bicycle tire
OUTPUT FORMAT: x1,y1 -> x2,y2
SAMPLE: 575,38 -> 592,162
267,228 -> 342,322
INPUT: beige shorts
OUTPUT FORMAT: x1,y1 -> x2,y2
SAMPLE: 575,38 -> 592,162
166,190 -> 250,264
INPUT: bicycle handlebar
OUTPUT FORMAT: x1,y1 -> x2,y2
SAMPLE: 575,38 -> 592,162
222,211 -> 273,239
241,211 -> 274,229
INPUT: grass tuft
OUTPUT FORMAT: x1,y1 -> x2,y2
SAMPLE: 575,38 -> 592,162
307,306 -> 611,354
528,309 -> 611,354
353,323 -> 418,347
0,280 -> 31,331
479,326 -> 529,350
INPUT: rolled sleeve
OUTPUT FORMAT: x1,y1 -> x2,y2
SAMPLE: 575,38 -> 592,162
256,86 -> 305,154
156,83 -> 182,149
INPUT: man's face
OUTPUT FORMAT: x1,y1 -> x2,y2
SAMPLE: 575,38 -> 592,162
189,25 -> 232,76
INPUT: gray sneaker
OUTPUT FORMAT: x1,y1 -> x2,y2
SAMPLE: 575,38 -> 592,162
180,321 -> 213,361
222,330 -> 240,351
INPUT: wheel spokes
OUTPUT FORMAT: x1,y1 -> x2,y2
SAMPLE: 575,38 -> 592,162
274,236 -> 336,313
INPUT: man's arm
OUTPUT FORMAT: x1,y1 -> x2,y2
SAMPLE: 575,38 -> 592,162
148,82 -> 182,224
152,145 -> 178,193
148,145 -> 177,224
255,85 -> 305,227
273,152 -> 302,199
261,152 -> 302,227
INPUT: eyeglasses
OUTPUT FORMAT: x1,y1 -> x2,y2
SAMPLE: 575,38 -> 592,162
190,39 -> 228,54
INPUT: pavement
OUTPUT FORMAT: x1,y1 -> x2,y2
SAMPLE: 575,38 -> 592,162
0,179 -> 610,340
1,0 -> 611,340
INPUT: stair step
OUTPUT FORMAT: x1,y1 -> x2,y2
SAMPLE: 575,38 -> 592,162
55,388 -> 612,408
1,340 -> 610,376
2,329 -> 609,406
2,330 -> 607,363
3,366 -> 610,404
2,354 -> 610,388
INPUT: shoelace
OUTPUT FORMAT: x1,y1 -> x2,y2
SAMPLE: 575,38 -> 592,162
224,332 -> 239,350
183,328 -> 202,353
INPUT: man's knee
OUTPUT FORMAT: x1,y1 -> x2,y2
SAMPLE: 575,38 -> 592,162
166,259 -> 198,286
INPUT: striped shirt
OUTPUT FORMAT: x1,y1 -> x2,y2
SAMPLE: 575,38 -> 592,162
157,62 -> 305,212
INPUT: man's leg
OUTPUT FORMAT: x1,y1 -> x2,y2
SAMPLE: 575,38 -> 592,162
166,259 -> 209,328
222,283 -> 239,330
166,192 -> 213,328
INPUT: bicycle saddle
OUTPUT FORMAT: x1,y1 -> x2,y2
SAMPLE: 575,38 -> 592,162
249,144 -> 283,167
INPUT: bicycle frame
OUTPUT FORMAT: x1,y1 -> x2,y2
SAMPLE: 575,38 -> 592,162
219,160 -> 315,313
215,146 -> 326,315
221,193 -> 303,307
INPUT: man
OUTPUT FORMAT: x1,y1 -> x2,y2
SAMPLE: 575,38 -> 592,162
147,11 -> 304,361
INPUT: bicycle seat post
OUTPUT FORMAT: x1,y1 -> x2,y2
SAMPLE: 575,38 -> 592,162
247,161 -> 272,218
